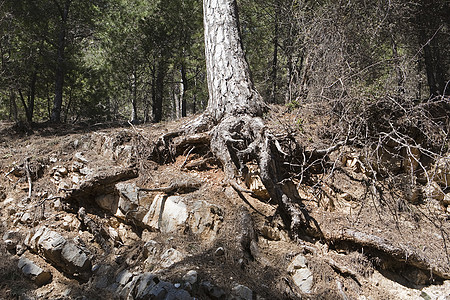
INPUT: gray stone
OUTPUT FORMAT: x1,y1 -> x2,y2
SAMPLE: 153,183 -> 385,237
37,228 -> 66,262
160,196 -> 189,233
20,212 -> 32,224
135,273 -> 159,299
231,284 -> 253,300
287,254 -> 307,272
61,242 -> 91,272
141,281 -> 169,300
116,182 -> 139,214
74,152 -> 89,163
18,257 -> 52,286
291,268 -> 313,293
189,201 -> 224,242
183,270 -> 198,285
26,227 -> 91,277
201,281 -> 226,299
141,195 -> 189,233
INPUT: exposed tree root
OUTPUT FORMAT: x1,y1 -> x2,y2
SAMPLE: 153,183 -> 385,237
150,113 -> 324,240
326,228 -> 450,280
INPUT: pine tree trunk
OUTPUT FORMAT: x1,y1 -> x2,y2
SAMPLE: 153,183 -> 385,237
50,0 -> 70,123
203,0 -> 264,121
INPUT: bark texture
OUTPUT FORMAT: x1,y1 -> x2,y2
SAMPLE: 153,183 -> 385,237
203,0 -> 264,121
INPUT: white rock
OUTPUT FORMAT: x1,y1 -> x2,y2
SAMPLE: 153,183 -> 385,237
291,268 -> 313,293
183,270 -> 198,285
160,248 -> 184,268
74,152 -> 89,163
20,212 -> 32,224
160,196 -> 188,233
288,254 -> 313,294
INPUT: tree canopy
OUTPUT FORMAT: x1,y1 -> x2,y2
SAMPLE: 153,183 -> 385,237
0,0 -> 448,125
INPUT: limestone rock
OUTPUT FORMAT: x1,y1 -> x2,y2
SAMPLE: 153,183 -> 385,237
288,254 -> 313,294
183,270 -> 198,285
25,227 -> 91,277
160,248 -> 184,268
141,195 -> 189,233
159,196 -> 189,233
74,152 -> 89,164
18,257 -> 52,286
188,200 -> 224,242
116,182 -> 139,213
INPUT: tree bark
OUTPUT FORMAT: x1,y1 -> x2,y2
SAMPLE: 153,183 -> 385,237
152,59 -> 166,123
203,0 -> 264,121
50,0 -> 70,123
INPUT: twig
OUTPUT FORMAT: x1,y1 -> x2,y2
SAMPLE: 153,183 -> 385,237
180,146 -> 195,169
24,157 -> 32,199
128,120 -> 148,141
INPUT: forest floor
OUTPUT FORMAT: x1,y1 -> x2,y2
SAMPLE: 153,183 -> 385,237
0,105 -> 449,299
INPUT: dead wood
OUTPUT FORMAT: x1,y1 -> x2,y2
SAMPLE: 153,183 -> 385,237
139,178 -> 202,195
184,157 -> 218,170
77,207 -> 110,252
327,228 -> 450,280
63,166 -> 138,200
24,157 -> 32,199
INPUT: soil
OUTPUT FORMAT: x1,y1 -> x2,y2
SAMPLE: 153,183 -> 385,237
0,107 -> 449,300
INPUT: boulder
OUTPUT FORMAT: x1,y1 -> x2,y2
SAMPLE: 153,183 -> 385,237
141,195 -> 189,233
115,271 -> 192,300
159,196 -> 189,233
18,257 -> 52,286
116,182 -> 139,214
25,227 -> 91,277
61,242 -> 91,273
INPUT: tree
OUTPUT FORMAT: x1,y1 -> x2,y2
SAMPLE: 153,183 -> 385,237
154,0 -> 318,237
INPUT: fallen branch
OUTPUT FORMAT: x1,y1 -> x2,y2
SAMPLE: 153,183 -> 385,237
139,179 -> 202,195
24,157 -> 32,199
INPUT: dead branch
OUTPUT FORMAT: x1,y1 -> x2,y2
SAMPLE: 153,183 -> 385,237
139,179 -> 202,195
24,157 -> 32,199
77,207 -> 110,252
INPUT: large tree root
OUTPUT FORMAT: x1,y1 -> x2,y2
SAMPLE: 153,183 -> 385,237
150,113 -> 323,239
326,228 -> 450,280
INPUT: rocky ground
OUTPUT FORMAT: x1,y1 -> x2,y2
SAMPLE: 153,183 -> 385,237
0,107 -> 449,299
